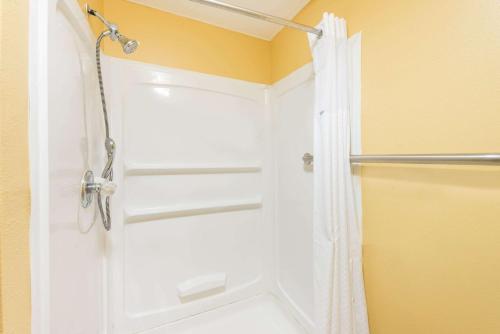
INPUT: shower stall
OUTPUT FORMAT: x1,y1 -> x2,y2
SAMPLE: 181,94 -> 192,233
31,1 -> 316,333
100,57 -> 315,333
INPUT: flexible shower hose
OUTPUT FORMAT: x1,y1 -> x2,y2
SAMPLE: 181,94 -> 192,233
95,31 -> 114,231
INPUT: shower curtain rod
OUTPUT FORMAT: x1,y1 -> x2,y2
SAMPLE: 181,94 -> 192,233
187,0 -> 323,37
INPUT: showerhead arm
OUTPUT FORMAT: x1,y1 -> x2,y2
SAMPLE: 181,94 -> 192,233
86,4 -> 121,41
86,4 -> 117,34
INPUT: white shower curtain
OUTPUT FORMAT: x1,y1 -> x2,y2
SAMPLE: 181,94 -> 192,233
308,13 -> 369,334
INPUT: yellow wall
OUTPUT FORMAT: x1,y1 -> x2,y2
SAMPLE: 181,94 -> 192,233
100,0 -> 271,84
0,0 -> 31,333
272,0 -> 500,333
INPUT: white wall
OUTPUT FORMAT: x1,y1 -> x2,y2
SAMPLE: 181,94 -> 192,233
271,64 -> 315,332
105,58 -> 274,333
46,1 -> 105,333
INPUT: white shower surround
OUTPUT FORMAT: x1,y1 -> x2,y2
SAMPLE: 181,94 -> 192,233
105,57 -> 271,333
30,0 -> 333,333
103,56 -> 316,334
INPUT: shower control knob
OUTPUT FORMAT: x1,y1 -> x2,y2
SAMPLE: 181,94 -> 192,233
95,177 -> 117,197
102,181 -> 117,197
80,170 -> 118,209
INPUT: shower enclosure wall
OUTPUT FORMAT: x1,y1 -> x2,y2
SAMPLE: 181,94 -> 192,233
34,1 -> 315,333
104,58 -> 314,334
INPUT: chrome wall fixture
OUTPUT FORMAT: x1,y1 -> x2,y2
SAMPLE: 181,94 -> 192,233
187,0 -> 323,37
302,153 -> 314,167
81,5 -> 139,231
302,153 -> 500,166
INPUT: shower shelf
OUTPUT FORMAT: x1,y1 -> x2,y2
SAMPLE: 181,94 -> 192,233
125,163 -> 262,176
124,198 -> 262,223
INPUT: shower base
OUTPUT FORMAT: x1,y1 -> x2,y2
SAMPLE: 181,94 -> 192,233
146,294 -> 307,334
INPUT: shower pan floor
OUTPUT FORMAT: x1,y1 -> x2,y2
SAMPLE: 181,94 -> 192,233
149,294 -> 307,334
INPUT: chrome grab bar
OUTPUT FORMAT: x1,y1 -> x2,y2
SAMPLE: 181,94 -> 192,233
303,153 -> 500,166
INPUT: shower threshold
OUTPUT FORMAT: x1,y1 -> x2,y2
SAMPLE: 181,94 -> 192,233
145,294 -> 307,334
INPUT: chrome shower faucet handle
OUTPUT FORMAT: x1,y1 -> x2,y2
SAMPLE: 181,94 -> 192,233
80,169 -> 117,209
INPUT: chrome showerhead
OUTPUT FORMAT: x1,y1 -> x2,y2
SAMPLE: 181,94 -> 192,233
86,4 -> 139,55
117,33 -> 139,54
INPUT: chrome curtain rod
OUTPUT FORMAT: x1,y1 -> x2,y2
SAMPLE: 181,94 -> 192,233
350,153 -> 500,166
187,0 -> 323,37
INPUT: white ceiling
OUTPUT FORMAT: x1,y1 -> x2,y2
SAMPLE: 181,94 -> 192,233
127,0 -> 311,40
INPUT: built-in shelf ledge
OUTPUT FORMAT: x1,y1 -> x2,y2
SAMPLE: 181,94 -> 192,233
125,198 -> 262,224
125,163 -> 262,176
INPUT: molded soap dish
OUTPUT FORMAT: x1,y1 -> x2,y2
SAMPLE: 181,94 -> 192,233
177,273 -> 227,301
